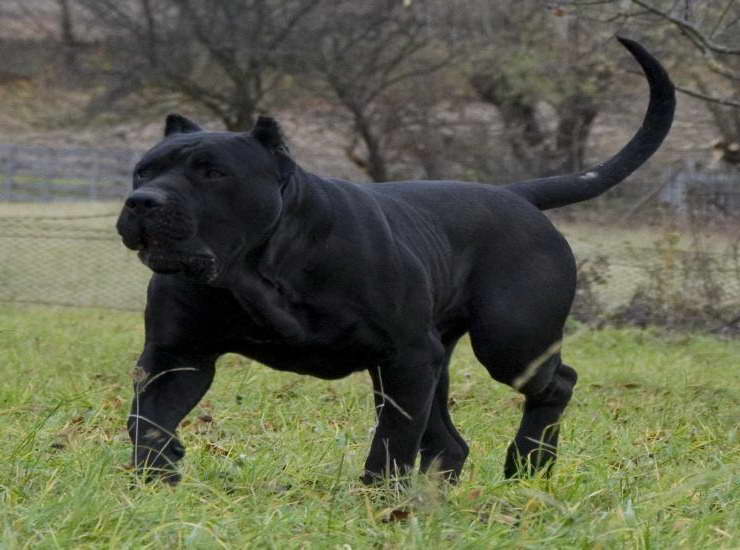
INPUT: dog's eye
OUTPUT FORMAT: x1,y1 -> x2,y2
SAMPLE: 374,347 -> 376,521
135,168 -> 152,181
203,167 -> 227,179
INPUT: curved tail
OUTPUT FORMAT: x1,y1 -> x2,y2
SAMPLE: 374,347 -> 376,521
506,37 -> 675,211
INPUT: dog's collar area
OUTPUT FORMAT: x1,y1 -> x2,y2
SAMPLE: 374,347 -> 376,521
277,155 -> 295,191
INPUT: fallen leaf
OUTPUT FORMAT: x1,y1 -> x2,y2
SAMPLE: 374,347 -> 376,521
382,507 -> 411,523
204,441 -> 229,456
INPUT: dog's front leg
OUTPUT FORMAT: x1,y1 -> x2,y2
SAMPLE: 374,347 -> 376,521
128,347 -> 216,485
362,357 -> 439,484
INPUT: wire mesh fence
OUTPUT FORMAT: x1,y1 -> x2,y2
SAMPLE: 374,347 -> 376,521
3,204 -> 738,325
0,210 -> 150,310
0,143 -> 148,310
0,144 -> 739,333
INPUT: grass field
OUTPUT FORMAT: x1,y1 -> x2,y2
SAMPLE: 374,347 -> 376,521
1,305 -> 738,548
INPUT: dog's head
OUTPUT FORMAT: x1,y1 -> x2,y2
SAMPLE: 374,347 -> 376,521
116,114 -> 293,283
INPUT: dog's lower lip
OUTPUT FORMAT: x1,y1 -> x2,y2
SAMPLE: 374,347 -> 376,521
139,249 -> 213,263
138,249 -> 218,280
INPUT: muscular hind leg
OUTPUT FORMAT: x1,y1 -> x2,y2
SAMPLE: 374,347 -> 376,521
470,312 -> 577,478
503,354 -> 577,477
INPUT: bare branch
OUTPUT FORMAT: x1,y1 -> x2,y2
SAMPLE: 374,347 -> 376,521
675,84 -> 740,108
631,0 -> 740,55
709,0 -> 737,38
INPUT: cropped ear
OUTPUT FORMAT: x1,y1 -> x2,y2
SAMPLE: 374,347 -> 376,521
251,116 -> 290,154
251,116 -> 294,186
164,114 -> 203,137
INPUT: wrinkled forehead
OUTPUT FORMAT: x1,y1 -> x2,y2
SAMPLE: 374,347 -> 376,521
138,131 -> 272,171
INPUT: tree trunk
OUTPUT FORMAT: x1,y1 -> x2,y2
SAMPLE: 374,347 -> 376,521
57,0 -> 77,73
354,113 -> 388,182
553,92 -> 599,174
141,0 -> 158,68
224,103 -> 256,132
471,69 -> 602,177
469,70 -> 547,175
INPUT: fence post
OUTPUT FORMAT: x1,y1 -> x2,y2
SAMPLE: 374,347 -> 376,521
43,148 -> 55,201
3,145 -> 17,200
90,152 -> 101,200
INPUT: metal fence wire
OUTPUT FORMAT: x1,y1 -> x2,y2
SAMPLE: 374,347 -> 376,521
0,144 -> 739,327
0,211 -> 650,312
0,212 -> 150,310
0,143 -> 149,309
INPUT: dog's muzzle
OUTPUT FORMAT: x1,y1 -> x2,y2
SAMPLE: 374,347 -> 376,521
117,188 -> 196,250
117,188 -> 216,282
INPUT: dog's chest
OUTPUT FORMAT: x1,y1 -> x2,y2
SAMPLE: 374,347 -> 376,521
226,301 -> 392,379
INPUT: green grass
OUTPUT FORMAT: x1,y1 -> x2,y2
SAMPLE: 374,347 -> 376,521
1,306 -> 738,548
9,175 -> 95,188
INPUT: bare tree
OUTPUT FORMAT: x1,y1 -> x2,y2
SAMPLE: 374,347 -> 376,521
564,0 -> 740,165
465,3 -> 616,178
78,0 -> 323,130
0,0 -> 80,82
307,0 -> 459,181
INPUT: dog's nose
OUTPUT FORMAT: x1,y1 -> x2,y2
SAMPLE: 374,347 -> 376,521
125,189 -> 167,213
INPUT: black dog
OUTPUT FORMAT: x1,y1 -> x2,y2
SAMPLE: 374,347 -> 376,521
117,38 -> 674,485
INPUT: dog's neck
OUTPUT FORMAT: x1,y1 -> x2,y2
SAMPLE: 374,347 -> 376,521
224,164 -> 336,343
258,165 -> 336,272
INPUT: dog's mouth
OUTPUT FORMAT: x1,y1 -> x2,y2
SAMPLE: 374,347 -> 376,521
138,249 -> 218,283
